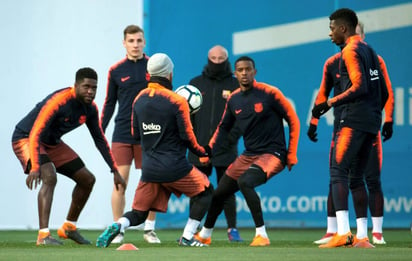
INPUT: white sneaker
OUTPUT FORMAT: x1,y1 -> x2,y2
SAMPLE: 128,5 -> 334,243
372,233 -> 386,244
143,230 -> 161,244
111,232 -> 124,244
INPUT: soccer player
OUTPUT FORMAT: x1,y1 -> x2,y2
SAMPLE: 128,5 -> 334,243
309,22 -> 394,246
188,45 -> 243,242
311,8 -> 388,248
100,25 -> 160,244
11,67 -> 126,245
96,53 -> 213,248
194,56 -> 300,246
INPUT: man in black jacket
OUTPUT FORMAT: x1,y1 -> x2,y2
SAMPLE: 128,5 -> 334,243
188,45 -> 243,242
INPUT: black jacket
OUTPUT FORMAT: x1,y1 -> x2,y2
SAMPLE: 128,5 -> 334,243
188,60 -> 240,166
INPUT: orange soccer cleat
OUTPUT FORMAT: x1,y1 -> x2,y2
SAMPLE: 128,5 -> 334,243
319,232 -> 353,248
250,235 -> 270,246
193,232 -> 212,245
352,236 -> 375,248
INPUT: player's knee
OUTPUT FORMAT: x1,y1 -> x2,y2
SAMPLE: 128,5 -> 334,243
366,179 -> 381,192
192,185 -> 214,205
238,164 -> 266,190
84,174 -> 96,189
40,163 -> 57,186
113,184 -> 126,194
74,168 -> 96,189
124,209 -> 148,226
196,184 -> 214,199
349,177 -> 364,190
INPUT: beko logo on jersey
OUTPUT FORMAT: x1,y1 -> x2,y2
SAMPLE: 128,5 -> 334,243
370,68 -> 379,81
142,122 -> 161,135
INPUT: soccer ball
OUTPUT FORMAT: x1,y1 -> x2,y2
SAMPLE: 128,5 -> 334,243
175,84 -> 203,114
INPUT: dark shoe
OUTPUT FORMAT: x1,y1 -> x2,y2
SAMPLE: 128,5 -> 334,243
37,231 -> 63,246
57,222 -> 91,244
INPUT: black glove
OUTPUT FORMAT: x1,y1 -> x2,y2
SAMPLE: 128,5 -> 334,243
382,122 -> 393,142
312,102 -> 331,119
307,124 -> 318,142
203,145 -> 212,157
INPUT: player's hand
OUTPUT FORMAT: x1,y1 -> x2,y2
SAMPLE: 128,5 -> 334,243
26,171 -> 41,190
382,121 -> 393,142
203,145 -> 212,157
307,123 -> 318,142
113,170 -> 126,192
286,154 -> 298,171
287,162 -> 295,171
311,102 -> 331,119
199,156 -> 210,166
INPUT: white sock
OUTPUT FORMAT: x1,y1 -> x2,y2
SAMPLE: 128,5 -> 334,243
326,217 -> 337,234
117,217 -> 131,232
336,210 -> 350,235
255,225 -> 268,238
182,218 -> 200,240
356,217 -> 368,239
135,222 -> 145,231
39,228 -> 49,233
144,219 -> 156,231
65,220 -> 77,226
371,216 -> 383,233
199,227 -> 213,238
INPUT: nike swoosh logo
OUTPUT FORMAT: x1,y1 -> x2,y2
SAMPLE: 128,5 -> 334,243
235,109 -> 242,114
121,76 -> 130,82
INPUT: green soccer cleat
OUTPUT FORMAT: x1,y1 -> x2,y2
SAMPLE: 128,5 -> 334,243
96,223 -> 121,248
178,236 -> 208,247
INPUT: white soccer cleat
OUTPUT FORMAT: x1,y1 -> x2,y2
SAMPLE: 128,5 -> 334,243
313,232 -> 336,244
111,232 -> 124,244
143,230 -> 161,243
372,233 -> 386,244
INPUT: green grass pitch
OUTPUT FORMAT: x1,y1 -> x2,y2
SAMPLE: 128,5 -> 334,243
0,228 -> 411,261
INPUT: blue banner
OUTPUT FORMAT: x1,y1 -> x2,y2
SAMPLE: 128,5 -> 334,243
146,0 -> 412,228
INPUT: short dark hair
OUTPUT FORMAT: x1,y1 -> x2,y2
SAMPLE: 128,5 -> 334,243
76,67 -> 97,83
329,8 -> 358,30
123,24 -> 144,39
235,56 -> 255,69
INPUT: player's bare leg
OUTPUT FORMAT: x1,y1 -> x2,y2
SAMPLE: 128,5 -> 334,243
110,165 -> 130,243
57,167 -> 95,244
36,162 -> 62,245
112,165 -> 130,220
38,163 -> 57,229
66,167 -> 96,221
